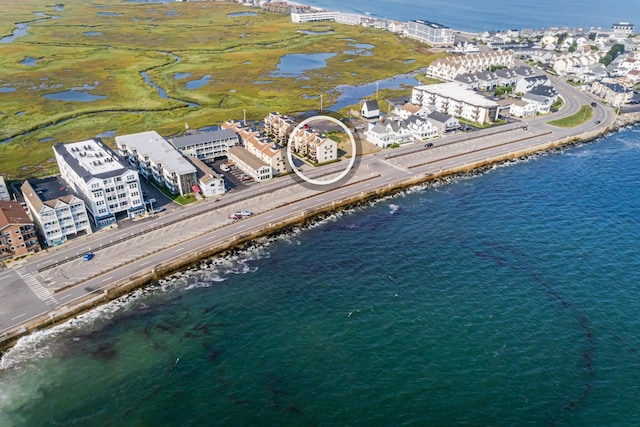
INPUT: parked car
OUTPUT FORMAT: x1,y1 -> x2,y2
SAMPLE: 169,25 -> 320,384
424,142 -> 434,148
241,175 -> 253,182
83,252 -> 94,261
228,213 -> 242,220
239,210 -> 253,216
220,164 -> 230,172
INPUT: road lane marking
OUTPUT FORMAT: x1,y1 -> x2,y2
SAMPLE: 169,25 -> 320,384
101,276 -> 113,283
11,313 -> 26,321
59,294 -> 73,300
175,247 -> 186,253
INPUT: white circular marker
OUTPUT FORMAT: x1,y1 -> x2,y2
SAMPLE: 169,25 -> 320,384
287,115 -> 357,186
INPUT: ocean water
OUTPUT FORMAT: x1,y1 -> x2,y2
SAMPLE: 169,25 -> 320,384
303,0 -> 640,32
1,126 -> 640,426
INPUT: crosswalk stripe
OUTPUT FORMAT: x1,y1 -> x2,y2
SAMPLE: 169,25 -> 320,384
15,267 -> 57,306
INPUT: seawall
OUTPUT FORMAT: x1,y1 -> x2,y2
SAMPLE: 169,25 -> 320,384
1,115 -> 638,356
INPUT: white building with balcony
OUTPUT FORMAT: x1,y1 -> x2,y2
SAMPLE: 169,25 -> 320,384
21,179 -> 92,246
412,83 -> 499,124
170,129 -> 239,162
116,131 -> 197,196
53,139 -> 146,227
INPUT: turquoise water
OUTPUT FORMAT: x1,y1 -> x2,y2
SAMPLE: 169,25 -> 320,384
1,127 -> 640,425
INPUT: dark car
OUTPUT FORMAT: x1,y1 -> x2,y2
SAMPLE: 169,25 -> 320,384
424,142 -> 434,148
595,120 -> 601,124
83,252 -> 94,261
591,102 -> 597,107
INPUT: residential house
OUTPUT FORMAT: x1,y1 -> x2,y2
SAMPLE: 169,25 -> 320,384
427,111 -> 461,134
514,75 -> 550,94
53,139 -> 146,227
361,100 -> 380,120
475,71 -> 499,90
509,99 -> 538,118
186,156 -> 226,197
366,119 -> 413,147
116,131 -> 197,196
405,115 -> 438,140
20,178 -> 92,247
522,87 -> 557,114
590,81 -> 633,106
494,68 -> 519,86
170,129 -> 239,162
0,200 -> 41,260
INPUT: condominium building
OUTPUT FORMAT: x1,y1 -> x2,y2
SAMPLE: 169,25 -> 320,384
116,131 -> 197,196
264,112 -> 296,145
0,176 -> 10,201
21,178 -> 92,247
426,51 -> 515,81
405,20 -> 454,46
412,83 -> 500,124
170,129 -> 239,162
0,200 -> 41,260
289,126 -> 338,163
53,139 -> 146,227
222,120 -> 290,176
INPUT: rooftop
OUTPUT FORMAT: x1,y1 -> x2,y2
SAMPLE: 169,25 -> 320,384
116,131 -> 196,175
415,82 -> 499,108
58,139 -> 125,177
170,128 -> 238,149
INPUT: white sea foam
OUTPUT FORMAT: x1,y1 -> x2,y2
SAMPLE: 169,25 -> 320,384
389,204 -> 400,214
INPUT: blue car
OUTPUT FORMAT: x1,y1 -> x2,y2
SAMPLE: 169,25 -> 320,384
83,252 -> 94,261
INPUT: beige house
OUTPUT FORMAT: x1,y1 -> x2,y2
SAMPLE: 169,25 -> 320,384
290,126 -> 338,164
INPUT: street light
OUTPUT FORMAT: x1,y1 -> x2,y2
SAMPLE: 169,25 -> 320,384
320,94 -> 323,113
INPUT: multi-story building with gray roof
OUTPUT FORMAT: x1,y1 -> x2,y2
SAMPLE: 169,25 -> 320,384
116,131 -> 197,197
170,129 -> 239,162
53,139 -> 146,228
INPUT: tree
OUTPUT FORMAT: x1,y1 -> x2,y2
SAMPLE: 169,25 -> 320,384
599,43 -> 625,66
568,41 -> 578,53
588,32 -> 596,41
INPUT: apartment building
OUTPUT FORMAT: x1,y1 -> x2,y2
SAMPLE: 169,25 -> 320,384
289,126 -> 338,163
53,139 -> 146,228
0,200 -> 41,260
412,83 -> 499,124
170,129 -> 239,162
405,20 -> 454,46
222,120 -> 290,176
116,131 -> 197,196
21,178 -> 92,247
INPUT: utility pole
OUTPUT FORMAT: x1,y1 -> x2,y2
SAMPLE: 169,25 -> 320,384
376,82 -> 379,101
320,94 -> 323,113
243,109 -> 246,126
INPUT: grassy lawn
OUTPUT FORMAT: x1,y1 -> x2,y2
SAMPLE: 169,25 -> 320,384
0,0 -> 443,180
547,105 -> 593,127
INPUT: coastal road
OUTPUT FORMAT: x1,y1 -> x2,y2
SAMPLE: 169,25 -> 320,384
0,81 -> 618,342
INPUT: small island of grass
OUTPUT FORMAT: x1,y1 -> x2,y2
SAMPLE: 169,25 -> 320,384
547,105 -> 593,127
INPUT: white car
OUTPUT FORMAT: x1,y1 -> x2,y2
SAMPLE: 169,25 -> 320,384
220,164 -> 230,172
239,210 -> 253,216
